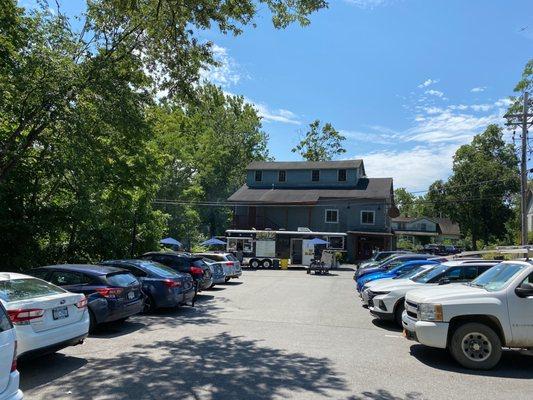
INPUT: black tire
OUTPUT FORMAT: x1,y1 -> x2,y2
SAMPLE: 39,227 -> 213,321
394,301 -> 405,327
449,322 -> 502,370
143,295 -> 156,314
225,277 -> 230,282
117,317 -> 128,323
249,258 -> 260,269
306,268 -> 310,274
261,259 -> 272,269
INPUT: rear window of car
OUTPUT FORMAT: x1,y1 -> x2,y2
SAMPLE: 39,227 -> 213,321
201,254 -> 225,262
105,273 -> 138,287
139,262 -> 180,278
0,303 -> 13,332
0,278 -> 66,302
192,259 -> 208,268
226,254 -> 237,262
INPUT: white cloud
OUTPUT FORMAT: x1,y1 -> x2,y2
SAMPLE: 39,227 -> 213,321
355,144 -> 458,191
200,44 -> 242,88
341,129 -> 397,145
469,104 -> 493,112
252,102 -> 301,125
418,79 -> 439,88
425,89 -> 444,98
471,86 -> 486,93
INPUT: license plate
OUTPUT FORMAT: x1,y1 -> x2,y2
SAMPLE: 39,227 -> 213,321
127,291 -> 135,300
53,306 -> 69,320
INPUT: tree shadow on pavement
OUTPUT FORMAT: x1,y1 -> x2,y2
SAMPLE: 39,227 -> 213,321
345,389 -> 423,400
409,344 -> 533,379
19,353 -> 88,391
32,333 -> 347,400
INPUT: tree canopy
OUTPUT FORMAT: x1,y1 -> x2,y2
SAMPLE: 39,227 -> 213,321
292,120 -> 346,161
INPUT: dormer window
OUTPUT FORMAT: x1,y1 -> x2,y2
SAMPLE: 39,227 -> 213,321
255,170 -> 262,182
312,170 -> 320,182
338,169 -> 346,181
278,170 -> 286,182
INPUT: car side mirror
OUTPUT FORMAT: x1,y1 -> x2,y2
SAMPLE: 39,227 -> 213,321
515,283 -> 533,298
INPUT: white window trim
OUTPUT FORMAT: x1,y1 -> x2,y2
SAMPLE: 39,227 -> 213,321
324,209 -> 339,224
361,210 -> 375,225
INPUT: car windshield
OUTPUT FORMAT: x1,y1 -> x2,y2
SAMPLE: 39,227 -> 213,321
139,261 -> 180,278
469,263 -> 525,291
106,273 -> 138,287
0,278 -> 65,302
411,265 -> 448,283
396,265 -> 432,279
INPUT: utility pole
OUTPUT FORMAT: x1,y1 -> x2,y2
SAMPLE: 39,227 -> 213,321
506,92 -> 533,246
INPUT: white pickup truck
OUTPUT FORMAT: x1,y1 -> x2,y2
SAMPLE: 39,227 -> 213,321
402,260 -> 533,370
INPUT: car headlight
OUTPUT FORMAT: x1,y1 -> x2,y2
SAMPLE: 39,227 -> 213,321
371,291 -> 390,296
418,303 -> 443,322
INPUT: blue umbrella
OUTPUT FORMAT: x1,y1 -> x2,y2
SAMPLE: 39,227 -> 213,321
160,237 -> 182,247
309,237 -> 329,245
201,237 -> 226,246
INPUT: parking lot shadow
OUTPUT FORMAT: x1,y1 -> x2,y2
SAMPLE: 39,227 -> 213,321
34,332 -> 347,400
371,318 -> 402,333
19,353 -> 88,391
409,344 -> 533,379
90,320 -> 146,339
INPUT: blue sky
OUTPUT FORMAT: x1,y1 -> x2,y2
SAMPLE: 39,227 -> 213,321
21,0 -> 533,191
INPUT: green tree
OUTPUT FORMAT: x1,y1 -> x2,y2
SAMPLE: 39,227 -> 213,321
0,0 -> 327,183
152,85 -> 269,242
292,120 -> 345,161
440,125 -> 519,250
394,188 -> 416,217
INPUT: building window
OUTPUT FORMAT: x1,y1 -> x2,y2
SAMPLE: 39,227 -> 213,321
312,170 -> 320,182
327,236 -> 344,249
338,169 -> 346,181
325,209 -> 338,223
254,170 -> 262,182
361,210 -> 375,225
278,170 -> 286,182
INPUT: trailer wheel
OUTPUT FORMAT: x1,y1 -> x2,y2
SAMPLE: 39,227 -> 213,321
261,259 -> 272,269
249,258 -> 260,269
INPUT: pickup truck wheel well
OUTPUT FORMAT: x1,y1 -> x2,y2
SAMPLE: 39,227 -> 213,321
447,315 -> 505,347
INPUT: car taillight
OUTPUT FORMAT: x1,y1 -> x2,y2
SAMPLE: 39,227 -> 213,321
95,288 -> 123,298
11,341 -> 17,372
189,266 -> 204,276
226,262 -> 234,267
75,298 -> 88,308
163,279 -> 181,288
7,308 -> 44,325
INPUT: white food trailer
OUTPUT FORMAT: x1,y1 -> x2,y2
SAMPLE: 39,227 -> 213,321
225,228 -> 346,268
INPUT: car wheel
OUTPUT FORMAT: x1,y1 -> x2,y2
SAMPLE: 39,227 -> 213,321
394,301 -> 405,327
143,295 -> 156,314
449,323 -> 502,370
250,258 -> 260,269
225,277 -> 230,282
261,259 -> 272,269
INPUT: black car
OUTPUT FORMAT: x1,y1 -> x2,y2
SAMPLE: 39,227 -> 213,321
141,252 -> 213,291
101,259 -> 196,311
30,264 -> 144,331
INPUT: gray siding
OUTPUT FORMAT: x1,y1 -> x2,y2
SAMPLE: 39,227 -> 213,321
247,168 -> 359,188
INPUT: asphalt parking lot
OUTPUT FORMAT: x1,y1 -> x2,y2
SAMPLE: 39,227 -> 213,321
19,268 -> 533,400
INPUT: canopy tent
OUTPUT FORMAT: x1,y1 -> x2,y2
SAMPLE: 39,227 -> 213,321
309,237 -> 329,245
160,237 -> 182,247
201,237 -> 226,246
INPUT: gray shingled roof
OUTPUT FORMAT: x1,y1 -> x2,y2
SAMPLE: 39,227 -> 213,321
246,160 -> 363,171
391,216 -> 461,237
227,178 -> 393,204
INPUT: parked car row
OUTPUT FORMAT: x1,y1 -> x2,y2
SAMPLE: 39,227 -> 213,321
0,250 -> 242,399
356,253 -> 533,370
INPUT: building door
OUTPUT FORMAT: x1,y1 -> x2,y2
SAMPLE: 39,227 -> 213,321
290,239 -> 303,264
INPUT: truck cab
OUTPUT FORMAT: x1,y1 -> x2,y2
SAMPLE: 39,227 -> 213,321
402,261 -> 533,370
